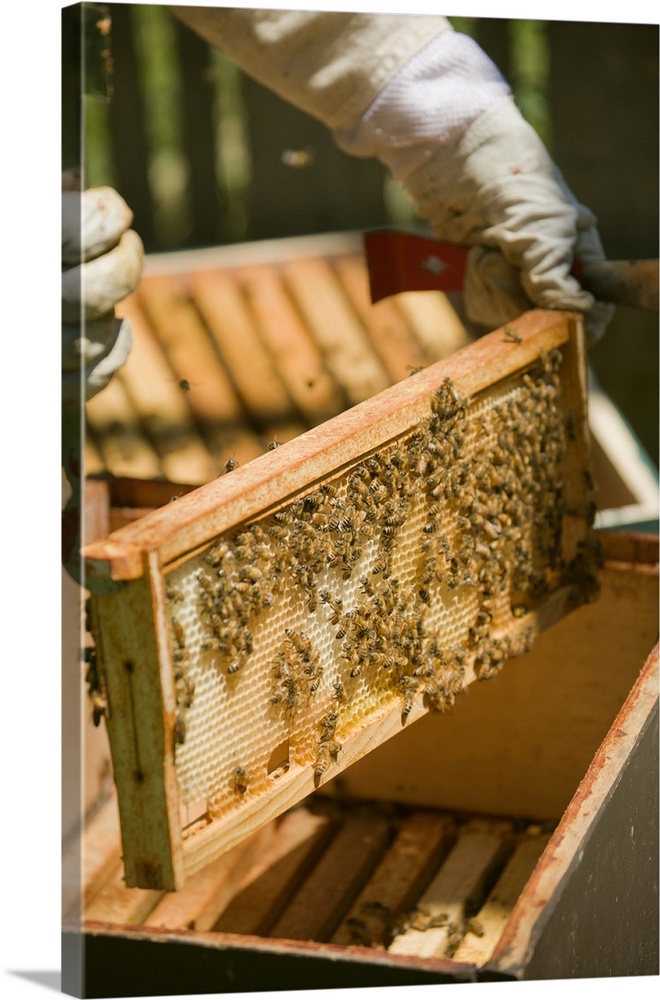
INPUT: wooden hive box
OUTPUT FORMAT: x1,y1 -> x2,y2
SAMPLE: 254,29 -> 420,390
63,530 -> 658,995
62,237 -> 658,994
80,307 -> 600,890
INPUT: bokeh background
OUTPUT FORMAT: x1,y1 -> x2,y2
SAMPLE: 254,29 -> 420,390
65,5 -> 659,466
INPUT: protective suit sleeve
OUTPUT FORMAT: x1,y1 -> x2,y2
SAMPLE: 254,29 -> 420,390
171,6 -> 452,130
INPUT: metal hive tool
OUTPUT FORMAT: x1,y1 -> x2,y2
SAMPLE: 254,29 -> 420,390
82,310 -> 599,891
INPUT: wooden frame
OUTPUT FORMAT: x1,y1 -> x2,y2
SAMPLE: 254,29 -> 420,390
82,310 -> 597,890
63,533 -> 659,994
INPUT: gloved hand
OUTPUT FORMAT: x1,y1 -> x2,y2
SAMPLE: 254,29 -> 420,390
62,177 -> 144,404
332,26 -> 613,344
403,98 -> 614,341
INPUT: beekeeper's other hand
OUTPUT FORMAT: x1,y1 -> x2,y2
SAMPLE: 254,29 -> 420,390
62,177 -> 143,404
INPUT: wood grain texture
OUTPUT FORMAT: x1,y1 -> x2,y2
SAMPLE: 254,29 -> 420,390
82,310 -> 576,579
452,829 -> 552,966
388,818 -> 514,959
269,810 -> 392,942
212,805 -> 338,936
331,811 -> 456,948
488,643 -> 659,978
90,551 -> 184,889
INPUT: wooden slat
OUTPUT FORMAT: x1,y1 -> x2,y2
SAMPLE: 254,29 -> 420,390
334,254 -> 453,382
232,262 -> 347,425
83,867 -> 163,926
190,269 -> 296,426
114,294 -> 217,484
452,828 -> 552,966
331,811 -> 456,948
394,291 -> 471,361
281,257 -> 392,405
136,273 -> 272,472
86,373 -> 162,482
92,551 -> 185,889
137,274 -> 248,428
82,310 -> 577,578
142,824 -> 273,932
388,818 -> 514,959
213,805 -> 338,936
62,793 -> 123,920
269,810 -> 392,942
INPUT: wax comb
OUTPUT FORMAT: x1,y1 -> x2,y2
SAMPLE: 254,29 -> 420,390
83,310 -> 599,890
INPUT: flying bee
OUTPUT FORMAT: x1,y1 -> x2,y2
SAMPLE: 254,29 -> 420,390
169,376 -> 201,393
281,146 -> 315,168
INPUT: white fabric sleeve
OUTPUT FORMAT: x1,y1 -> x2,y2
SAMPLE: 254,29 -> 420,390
171,6 -> 452,130
334,29 -> 511,174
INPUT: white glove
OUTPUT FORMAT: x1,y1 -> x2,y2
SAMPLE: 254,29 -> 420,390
62,180 -> 144,403
403,98 -> 614,340
336,31 -> 613,342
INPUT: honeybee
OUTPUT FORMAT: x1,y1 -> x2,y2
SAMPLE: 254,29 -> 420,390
398,676 -> 420,724
332,681 -> 345,702
313,740 -> 341,785
171,617 -> 186,649
174,713 -> 187,746
319,711 -> 338,742
282,675 -> 299,708
503,325 -> 522,344
232,766 -> 248,795
285,629 -> 313,660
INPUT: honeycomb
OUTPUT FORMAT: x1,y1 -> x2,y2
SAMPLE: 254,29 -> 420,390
164,348 -> 596,819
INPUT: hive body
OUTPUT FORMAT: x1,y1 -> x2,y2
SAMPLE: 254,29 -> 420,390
85,312 -> 598,889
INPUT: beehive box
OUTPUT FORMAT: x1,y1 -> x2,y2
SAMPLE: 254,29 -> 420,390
63,530 -> 658,995
81,300 -> 602,892
63,236 -> 658,993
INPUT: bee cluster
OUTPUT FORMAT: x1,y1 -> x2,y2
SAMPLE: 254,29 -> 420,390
164,348 -> 595,816
344,899 -> 485,956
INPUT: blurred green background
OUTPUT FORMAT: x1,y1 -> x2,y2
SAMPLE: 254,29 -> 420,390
68,5 -> 659,466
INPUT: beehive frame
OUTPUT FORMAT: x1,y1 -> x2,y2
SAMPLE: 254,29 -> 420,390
83,310 -> 598,891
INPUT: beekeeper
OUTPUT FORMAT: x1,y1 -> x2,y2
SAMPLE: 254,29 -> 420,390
63,8 -> 612,404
